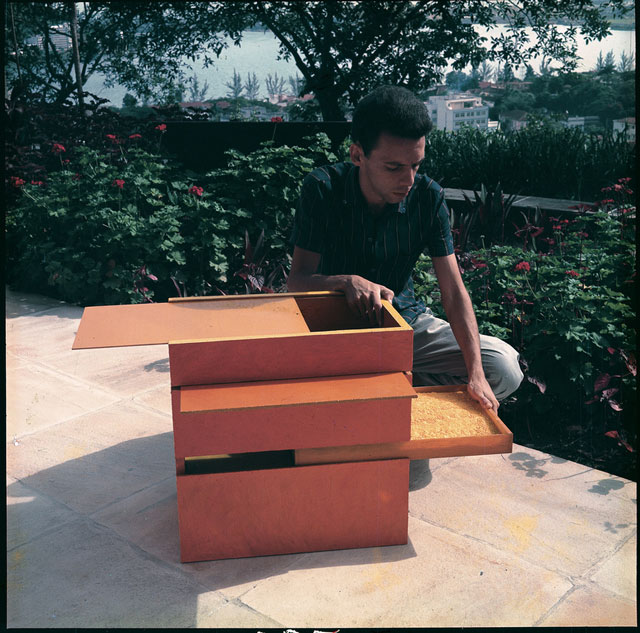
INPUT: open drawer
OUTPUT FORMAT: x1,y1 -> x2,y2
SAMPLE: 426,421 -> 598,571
179,384 -> 512,473
295,385 -> 513,465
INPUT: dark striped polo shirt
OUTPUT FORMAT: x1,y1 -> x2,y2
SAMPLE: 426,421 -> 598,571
291,161 -> 454,324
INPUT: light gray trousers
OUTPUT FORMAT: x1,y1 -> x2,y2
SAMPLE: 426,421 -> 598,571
408,310 -> 524,489
410,310 -> 524,401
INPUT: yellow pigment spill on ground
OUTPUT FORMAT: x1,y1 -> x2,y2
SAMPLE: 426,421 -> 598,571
411,390 -> 499,439
504,515 -> 540,554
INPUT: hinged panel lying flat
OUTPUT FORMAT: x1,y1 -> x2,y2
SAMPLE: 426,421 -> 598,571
72,295 -> 310,349
172,372 -> 416,458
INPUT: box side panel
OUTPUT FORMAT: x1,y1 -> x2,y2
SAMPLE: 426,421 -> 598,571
176,459 -> 409,562
169,329 -> 413,386
179,372 -> 416,412
172,390 -> 412,457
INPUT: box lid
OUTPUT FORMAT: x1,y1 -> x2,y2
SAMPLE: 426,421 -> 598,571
72,295 -> 310,349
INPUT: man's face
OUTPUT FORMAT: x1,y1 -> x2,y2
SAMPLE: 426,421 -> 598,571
350,132 -> 425,211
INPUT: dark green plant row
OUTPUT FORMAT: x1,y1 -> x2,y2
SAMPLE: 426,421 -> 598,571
421,119 -> 635,201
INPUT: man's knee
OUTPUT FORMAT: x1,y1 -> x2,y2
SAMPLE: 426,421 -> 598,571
484,341 -> 524,401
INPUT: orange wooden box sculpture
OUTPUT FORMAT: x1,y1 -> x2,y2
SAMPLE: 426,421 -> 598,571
73,291 -> 512,562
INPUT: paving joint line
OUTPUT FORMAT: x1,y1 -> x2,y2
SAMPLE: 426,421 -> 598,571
407,510 -> 592,580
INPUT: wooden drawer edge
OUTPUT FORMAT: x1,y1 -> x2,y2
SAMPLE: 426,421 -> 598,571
294,433 -> 513,466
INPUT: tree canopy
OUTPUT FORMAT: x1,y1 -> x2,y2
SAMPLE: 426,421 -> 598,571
5,1 -> 630,119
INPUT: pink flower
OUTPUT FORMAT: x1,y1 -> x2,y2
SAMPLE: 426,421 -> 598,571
565,270 -> 579,277
112,179 -> 125,189
51,143 -> 66,154
514,261 -> 530,272
11,176 -> 25,187
155,124 -> 167,132
106,134 -> 117,141
30,180 -> 44,186
577,231 -> 589,238
129,133 -> 142,139
271,116 -> 283,123
188,185 -> 203,197
62,159 -> 70,165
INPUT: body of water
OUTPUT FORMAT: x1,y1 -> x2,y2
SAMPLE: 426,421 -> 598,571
83,25 -> 636,107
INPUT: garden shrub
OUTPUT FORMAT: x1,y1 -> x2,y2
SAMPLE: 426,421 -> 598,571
5,132 -> 345,303
422,121 -> 634,201
414,200 -> 637,475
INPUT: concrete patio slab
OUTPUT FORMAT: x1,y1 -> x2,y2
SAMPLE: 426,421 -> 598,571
590,533 -> 637,601
7,517 -> 218,628
409,448 -> 637,577
46,345 -> 170,397
5,288 -> 637,628
6,360 -> 119,440
538,583 -> 637,627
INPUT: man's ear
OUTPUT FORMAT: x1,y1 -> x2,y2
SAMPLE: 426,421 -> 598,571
349,142 -> 364,166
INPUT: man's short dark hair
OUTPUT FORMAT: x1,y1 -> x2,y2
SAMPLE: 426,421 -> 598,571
351,85 -> 433,155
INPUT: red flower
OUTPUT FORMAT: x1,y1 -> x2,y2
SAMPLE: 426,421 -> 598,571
155,124 -> 167,131
577,231 -> 589,238
72,173 -> 82,181
30,180 -> 44,186
129,133 -> 142,139
514,261 -> 530,272
565,270 -> 579,277
271,116 -> 283,123
112,179 -> 125,189
106,133 -> 117,141
188,185 -> 203,197
471,257 -> 487,269
51,143 -> 66,154
11,176 -> 26,187
62,159 -> 70,165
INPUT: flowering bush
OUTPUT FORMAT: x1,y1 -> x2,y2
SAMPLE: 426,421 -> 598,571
415,200 -> 636,477
5,132 -> 343,303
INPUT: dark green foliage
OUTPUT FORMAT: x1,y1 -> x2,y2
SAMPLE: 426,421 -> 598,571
414,204 -> 637,478
5,133 -> 346,304
422,121 -> 634,201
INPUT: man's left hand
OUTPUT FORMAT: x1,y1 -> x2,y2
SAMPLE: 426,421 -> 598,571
467,375 -> 499,413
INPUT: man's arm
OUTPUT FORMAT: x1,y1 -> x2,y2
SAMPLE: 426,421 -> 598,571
287,246 -> 394,327
432,253 -> 499,412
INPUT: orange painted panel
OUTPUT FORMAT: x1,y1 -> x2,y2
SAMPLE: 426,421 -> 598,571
176,459 -> 409,562
72,296 -> 310,349
169,328 -> 413,386
180,372 -> 416,412
171,389 -> 412,458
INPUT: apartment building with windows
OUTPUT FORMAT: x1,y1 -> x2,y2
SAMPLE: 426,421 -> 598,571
425,94 -> 490,132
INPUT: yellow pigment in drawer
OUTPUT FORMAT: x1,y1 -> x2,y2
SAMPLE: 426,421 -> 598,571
411,390 -> 500,439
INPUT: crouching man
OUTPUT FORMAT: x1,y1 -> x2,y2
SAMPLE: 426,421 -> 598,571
287,85 -> 523,412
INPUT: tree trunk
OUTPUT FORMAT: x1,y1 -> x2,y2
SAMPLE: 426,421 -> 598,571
68,1 -> 85,115
313,83 -> 347,122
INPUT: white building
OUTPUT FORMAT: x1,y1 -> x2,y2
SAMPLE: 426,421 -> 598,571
425,94 -> 489,132
612,117 -> 636,143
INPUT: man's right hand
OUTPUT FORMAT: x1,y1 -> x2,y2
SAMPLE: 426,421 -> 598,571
343,275 -> 394,326
288,247 -> 394,326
